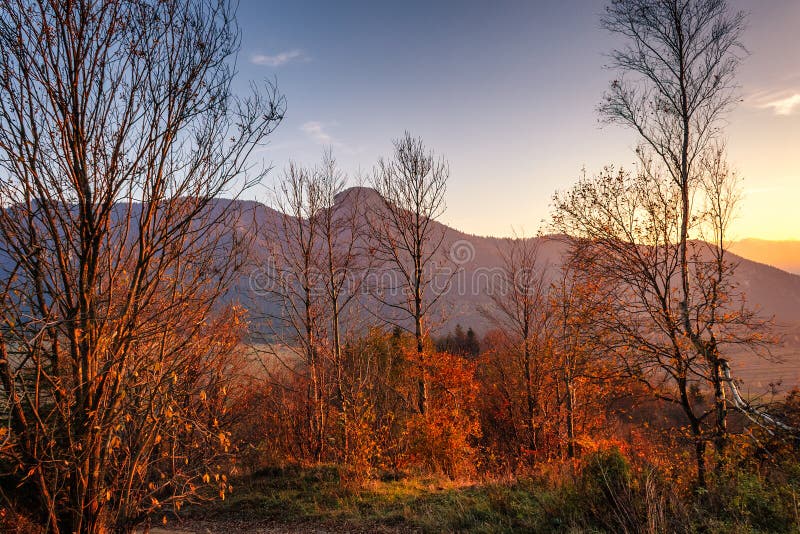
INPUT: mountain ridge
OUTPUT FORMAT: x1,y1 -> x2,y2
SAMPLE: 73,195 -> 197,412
234,187 -> 800,328
229,187 -> 800,389
730,238 -> 800,275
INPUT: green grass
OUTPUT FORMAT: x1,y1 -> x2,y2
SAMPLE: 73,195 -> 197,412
190,465 -> 563,533
184,462 -> 800,533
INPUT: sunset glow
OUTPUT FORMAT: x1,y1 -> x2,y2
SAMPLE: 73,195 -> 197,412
237,0 -> 799,240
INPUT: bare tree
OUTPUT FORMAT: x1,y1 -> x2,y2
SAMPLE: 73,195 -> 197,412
258,152 -> 368,463
0,0 -> 284,531
262,162 -> 328,462
369,133 -> 449,416
314,152 -> 367,460
564,0 -> 755,485
548,261 -> 614,459
552,155 -> 769,486
481,234 -> 549,453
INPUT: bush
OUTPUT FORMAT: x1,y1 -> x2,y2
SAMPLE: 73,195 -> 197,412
705,470 -> 799,533
572,448 -> 694,533
578,448 -> 639,532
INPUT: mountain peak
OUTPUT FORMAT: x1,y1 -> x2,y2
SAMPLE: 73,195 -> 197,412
334,186 -> 384,206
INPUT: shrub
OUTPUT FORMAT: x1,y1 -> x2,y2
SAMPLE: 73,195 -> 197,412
706,470 -> 798,532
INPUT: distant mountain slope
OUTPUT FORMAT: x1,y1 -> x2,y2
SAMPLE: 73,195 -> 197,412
731,239 -> 800,275
226,188 -> 800,389
233,188 -> 800,331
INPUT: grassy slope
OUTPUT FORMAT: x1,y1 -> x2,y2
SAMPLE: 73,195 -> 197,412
178,466 -> 564,533
167,463 -> 799,534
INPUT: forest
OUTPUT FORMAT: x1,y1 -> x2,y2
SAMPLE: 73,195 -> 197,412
0,0 -> 798,532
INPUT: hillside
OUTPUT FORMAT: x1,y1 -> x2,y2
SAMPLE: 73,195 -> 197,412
231,188 -> 800,391
731,238 -> 800,275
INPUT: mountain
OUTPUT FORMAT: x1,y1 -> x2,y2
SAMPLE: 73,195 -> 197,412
230,188 -> 800,390
730,239 -> 800,275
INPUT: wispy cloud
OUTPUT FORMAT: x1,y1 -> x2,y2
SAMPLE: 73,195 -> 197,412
300,121 -> 365,155
760,93 -> 800,116
250,49 -> 306,67
300,121 -> 340,146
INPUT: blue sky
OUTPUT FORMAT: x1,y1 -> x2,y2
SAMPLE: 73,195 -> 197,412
233,0 -> 800,240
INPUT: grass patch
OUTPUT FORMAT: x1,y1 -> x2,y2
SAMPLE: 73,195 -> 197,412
190,465 -> 556,533
184,461 -> 800,533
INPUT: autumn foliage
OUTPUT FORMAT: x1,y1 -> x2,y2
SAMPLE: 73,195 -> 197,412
1,0 -> 799,532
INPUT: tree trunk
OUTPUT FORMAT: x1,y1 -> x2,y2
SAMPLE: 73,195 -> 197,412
695,437 -> 707,491
678,373 -> 707,490
414,282 -> 427,416
565,370 -> 575,459
523,340 -> 537,452
306,293 -> 324,462
712,354 -> 728,463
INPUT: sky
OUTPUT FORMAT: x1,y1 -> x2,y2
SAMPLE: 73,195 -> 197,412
233,0 -> 800,241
